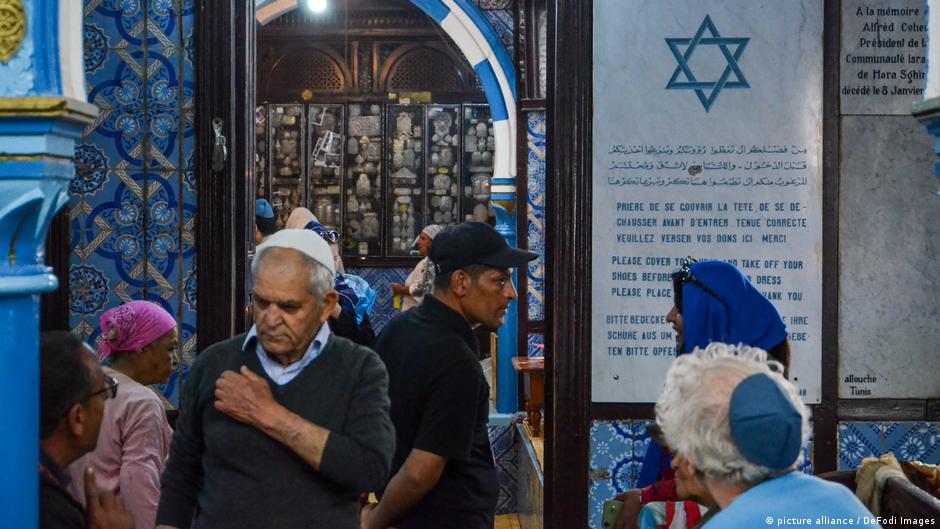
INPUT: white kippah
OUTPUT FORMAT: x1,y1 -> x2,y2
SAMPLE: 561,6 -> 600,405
255,229 -> 336,275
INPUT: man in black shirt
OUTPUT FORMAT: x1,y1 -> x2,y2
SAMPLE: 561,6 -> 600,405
364,222 -> 537,529
39,331 -> 133,529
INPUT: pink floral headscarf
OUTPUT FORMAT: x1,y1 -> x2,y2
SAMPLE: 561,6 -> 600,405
98,301 -> 177,358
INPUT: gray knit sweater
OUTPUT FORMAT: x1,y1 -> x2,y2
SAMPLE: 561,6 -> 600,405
156,334 -> 394,529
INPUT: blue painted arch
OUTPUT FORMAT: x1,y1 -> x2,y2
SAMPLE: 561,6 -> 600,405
254,0 -> 518,203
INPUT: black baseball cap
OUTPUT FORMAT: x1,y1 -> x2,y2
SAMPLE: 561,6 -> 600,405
430,222 -> 538,274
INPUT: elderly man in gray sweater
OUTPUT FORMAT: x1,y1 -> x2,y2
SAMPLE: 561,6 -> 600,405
156,229 -> 394,529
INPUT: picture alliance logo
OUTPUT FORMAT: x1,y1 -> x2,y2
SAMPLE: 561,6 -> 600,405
770,515 -> 936,526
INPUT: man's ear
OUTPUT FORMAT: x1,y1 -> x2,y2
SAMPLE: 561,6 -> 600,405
64,403 -> 86,438
319,290 -> 340,322
450,270 -> 470,297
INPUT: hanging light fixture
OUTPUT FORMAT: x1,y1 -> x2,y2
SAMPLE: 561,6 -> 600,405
307,0 -> 328,13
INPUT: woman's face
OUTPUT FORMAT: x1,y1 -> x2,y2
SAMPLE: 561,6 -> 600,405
416,232 -> 433,256
142,327 -> 179,385
666,305 -> 684,353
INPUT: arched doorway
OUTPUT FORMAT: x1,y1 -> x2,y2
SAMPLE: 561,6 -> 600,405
254,0 -> 518,205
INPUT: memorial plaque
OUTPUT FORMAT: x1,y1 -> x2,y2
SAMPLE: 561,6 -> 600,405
841,0 -> 927,115
838,116 -> 940,399
592,0 -> 823,403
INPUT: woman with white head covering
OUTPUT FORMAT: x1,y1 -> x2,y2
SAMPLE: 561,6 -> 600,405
391,224 -> 444,311
286,207 -> 344,273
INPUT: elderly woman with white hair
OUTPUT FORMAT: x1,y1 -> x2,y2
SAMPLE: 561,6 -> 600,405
653,343 -> 878,529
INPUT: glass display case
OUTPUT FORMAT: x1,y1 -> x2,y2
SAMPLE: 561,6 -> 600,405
344,103 -> 385,256
254,106 -> 269,201
386,105 -> 426,255
462,104 -> 494,223
426,105 -> 461,230
254,102 -> 491,260
307,104 -> 344,230
269,104 -> 306,228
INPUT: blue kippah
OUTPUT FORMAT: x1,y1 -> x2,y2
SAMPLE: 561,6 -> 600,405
729,373 -> 802,470
255,198 -> 274,219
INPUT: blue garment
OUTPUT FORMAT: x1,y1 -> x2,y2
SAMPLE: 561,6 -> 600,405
342,273 -> 377,324
243,322 -> 331,385
334,273 -> 360,317
706,471 -> 880,529
637,439 -> 670,488
640,261 -> 789,486
681,260 -> 787,354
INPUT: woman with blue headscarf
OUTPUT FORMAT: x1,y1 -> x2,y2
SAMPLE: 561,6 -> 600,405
613,259 -> 790,529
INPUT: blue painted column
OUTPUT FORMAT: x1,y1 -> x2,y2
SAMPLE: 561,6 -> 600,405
0,0 -> 97,524
493,204 -> 519,414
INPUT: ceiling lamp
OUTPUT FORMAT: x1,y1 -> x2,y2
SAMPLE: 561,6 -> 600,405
307,0 -> 327,13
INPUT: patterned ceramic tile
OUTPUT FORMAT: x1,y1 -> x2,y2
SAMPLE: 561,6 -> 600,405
83,23 -> 112,80
527,333 -> 544,357
73,0 -> 198,405
474,0 -> 514,9
147,0 -> 182,46
481,10 -> 515,60
526,112 -> 546,322
838,422 -> 940,470
84,0 -> 149,49
344,267 -> 411,334
798,434 -> 815,475
490,424 -> 519,515
589,420 -> 654,529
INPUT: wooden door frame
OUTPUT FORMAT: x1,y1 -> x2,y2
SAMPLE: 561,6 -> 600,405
194,1 -> 256,351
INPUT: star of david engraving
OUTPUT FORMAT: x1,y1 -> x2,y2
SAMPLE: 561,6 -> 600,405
665,15 -> 750,112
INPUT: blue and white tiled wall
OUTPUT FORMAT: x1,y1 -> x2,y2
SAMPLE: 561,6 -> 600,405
526,112 -> 546,322
589,421 -> 655,529
70,0 -> 196,406
490,423 -> 520,515
838,422 -> 940,471
344,267 -> 410,334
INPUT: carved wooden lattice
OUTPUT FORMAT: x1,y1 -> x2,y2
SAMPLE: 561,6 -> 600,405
386,48 -> 464,92
269,49 -> 346,94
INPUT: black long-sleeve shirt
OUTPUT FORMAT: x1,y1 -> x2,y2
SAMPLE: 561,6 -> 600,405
156,333 -> 394,529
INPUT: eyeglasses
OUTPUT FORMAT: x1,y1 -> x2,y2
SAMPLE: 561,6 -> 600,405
86,376 -> 119,401
671,257 -> 728,311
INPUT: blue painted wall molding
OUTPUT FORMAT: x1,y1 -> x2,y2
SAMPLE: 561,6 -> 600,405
0,0 -> 98,524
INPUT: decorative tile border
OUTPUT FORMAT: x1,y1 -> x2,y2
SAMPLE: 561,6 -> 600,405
490,423 -> 519,515
526,111 -> 546,322
838,422 -> 940,471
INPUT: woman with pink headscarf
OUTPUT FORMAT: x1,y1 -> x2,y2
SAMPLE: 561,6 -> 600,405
68,300 -> 178,529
